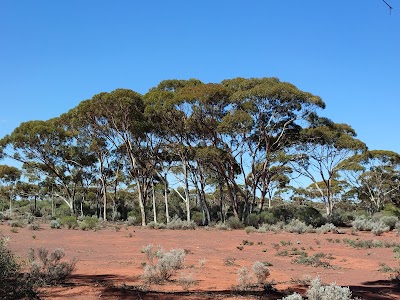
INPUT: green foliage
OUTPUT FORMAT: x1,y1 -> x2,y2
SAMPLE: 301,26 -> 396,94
28,247 -> 76,285
0,237 -> 38,299
141,244 -> 186,284
79,216 -> 99,230
60,216 -> 78,229
165,217 -> 197,230
226,216 -> 244,229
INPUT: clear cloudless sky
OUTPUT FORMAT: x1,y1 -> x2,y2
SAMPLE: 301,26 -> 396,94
1,0 -> 399,153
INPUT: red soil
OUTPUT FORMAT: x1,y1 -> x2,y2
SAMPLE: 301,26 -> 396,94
1,223 -> 400,300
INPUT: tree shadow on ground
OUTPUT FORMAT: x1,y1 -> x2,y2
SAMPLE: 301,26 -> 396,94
41,274 -> 400,300
350,279 -> 400,300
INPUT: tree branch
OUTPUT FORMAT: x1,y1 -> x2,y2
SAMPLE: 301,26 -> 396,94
383,0 -> 393,14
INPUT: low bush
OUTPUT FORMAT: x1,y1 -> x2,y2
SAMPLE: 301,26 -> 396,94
79,216 -> 99,230
0,237 -> 38,299
166,217 -> 197,230
378,216 -> 399,230
28,247 -> 76,285
282,277 -> 356,300
50,219 -> 61,229
317,223 -> 337,234
236,267 -> 253,290
252,261 -> 270,284
351,216 -> 374,231
226,216 -> 244,229
141,244 -> 186,284
284,219 -> 314,234
147,221 -> 167,229
371,222 -> 390,236
60,216 -> 78,229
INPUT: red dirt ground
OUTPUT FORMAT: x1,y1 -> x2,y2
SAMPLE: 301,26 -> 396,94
1,222 -> 400,300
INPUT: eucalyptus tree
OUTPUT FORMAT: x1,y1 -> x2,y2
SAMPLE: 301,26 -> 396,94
221,77 -> 325,215
81,89 -> 153,225
291,118 -> 367,215
144,79 -> 203,222
0,165 -> 21,215
341,150 -> 400,213
0,119 -> 96,213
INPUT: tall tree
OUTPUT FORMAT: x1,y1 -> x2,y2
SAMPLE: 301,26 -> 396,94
291,118 -> 366,215
0,165 -> 21,215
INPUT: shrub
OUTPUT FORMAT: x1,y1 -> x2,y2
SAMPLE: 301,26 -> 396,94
379,216 -> 399,230
371,222 -> 390,236
246,213 -> 260,227
317,223 -> 337,234
0,237 -> 37,299
50,219 -> 61,229
79,216 -> 99,230
244,226 -> 257,234
306,277 -> 353,300
166,217 -> 197,230
295,206 -> 325,227
126,216 -> 137,226
282,293 -> 304,300
252,261 -> 270,284
28,223 -> 42,231
178,272 -> 197,291
236,267 -> 253,290
215,222 -> 229,230
259,211 -> 277,224
8,219 -> 24,228
351,216 -> 373,231
147,221 -> 167,229
60,216 -> 78,229
141,244 -> 186,284
285,219 -> 314,234
28,247 -> 76,285
226,216 -> 244,229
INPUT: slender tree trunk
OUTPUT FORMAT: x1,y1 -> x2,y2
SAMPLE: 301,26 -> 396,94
136,181 -> 147,226
152,181 -> 157,223
183,160 -> 191,222
164,178 -> 170,224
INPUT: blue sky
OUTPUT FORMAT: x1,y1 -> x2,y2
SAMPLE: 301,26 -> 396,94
1,0 -> 399,153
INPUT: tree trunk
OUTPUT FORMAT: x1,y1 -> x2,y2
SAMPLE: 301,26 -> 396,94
151,181 -> 157,223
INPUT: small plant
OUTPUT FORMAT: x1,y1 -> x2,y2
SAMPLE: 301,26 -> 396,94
237,245 -> 244,250
236,267 -> 253,290
166,217 -> 197,230
141,244 -> 186,284
226,216 -> 244,230
178,272 -> 197,291
317,223 -> 336,234
285,219 -> 314,234
79,216 -> 99,230
32,235 -> 36,240
244,226 -> 257,234
223,256 -> 236,266
198,258 -> 206,268
28,247 -> 76,285
293,252 -> 335,269
280,240 -> 292,246
10,227 -> 18,233
60,216 -> 78,229
351,216 -> 374,231
252,261 -> 270,285
28,223 -> 41,231
242,240 -> 254,246
371,222 -> 390,236
50,219 -> 61,229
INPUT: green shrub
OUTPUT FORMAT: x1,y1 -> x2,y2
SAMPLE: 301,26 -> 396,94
60,216 -> 78,229
141,244 -> 186,284
306,277 -> 353,300
244,226 -> 257,234
317,223 -> 336,234
166,217 -> 197,230
246,213 -> 260,227
50,219 -> 61,229
8,220 -> 24,228
351,216 -> 373,231
147,221 -> 166,229
371,222 -> 390,236
378,216 -> 399,230
259,211 -> 277,224
79,216 -> 99,230
0,237 -> 38,299
28,247 -> 76,285
285,219 -> 314,234
226,216 -> 244,229
295,206 -> 325,227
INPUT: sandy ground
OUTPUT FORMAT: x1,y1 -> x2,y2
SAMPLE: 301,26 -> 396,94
1,222 -> 400,300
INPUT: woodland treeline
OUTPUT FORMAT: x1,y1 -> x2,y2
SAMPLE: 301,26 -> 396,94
0,77 -> 399,225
